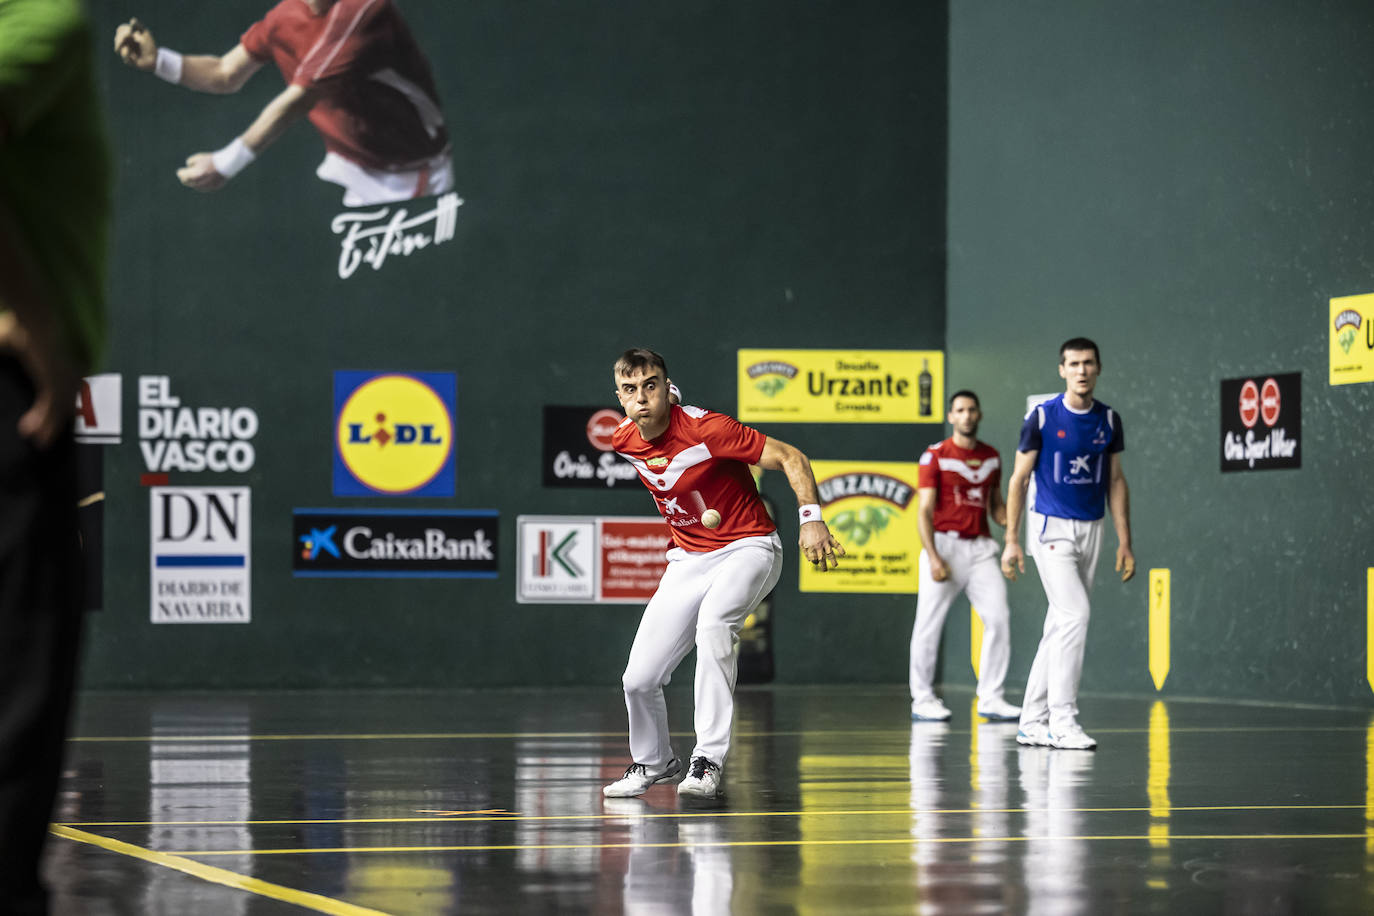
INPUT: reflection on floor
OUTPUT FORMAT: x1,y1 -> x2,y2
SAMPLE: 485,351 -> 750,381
45,686 -> 1374,914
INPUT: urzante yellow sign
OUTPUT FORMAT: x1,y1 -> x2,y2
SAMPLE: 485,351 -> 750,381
738,349 -> 944,423
1329,293 -> 1374,386
799,460 -> 921,594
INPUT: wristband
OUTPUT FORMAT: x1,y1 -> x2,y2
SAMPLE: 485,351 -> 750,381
154,47 -> 183,84
798,504 -> 822,524
211,138 -> 256,179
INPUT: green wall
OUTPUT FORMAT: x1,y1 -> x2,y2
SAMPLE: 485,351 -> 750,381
82,2 -> 948,687
946,0 -> 1374,705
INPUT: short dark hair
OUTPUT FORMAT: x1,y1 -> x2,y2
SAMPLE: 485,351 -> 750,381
948,389 -> 980,409
613,347 -> 667,382
1059,337 -> 1100,364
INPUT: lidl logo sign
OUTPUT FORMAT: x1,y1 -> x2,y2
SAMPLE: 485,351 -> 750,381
333,371 -> 456,496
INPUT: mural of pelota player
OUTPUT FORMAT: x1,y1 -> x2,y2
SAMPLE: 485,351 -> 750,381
114,0 -> 453,206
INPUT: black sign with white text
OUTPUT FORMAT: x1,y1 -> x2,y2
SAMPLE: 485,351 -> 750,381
293,509 -> 499,578
542,405 -> 639,488
1220,372 -> 1301,472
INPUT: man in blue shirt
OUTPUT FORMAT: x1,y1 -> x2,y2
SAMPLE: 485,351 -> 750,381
1001,338 -> 1135,750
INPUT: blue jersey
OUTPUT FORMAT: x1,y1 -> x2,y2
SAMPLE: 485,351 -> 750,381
1017,394 -> 1124,521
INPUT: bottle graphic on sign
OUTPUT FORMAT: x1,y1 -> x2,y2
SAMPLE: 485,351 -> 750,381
918,359 -> 933,417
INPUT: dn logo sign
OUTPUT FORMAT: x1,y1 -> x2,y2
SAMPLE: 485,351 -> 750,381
149,487 -> 251,624
156,489 -> 245,544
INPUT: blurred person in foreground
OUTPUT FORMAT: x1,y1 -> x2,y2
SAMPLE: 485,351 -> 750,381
0,0 -> 110,909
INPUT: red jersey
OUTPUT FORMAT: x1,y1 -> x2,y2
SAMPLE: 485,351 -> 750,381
613,405 -> 776,552
242,0 -> 449,171
916,438 -> 1001,539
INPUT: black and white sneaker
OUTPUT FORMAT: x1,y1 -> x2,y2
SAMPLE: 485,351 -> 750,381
677,756 -> 722,798
603,757 -> 681,797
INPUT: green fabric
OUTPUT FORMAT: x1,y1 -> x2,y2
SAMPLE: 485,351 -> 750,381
0,0 -> 110,371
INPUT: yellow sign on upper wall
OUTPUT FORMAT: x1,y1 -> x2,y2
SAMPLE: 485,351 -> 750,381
1330,293 -> 1374,386
738,349 -> 944,423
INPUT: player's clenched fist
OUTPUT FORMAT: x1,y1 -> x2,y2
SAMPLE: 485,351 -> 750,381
1000,542 -> 1024,581
1115,545 -> 1136,582
114,18 -> 157,70
177,153 -> 226,192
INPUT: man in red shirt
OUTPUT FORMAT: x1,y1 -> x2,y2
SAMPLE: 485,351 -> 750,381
114,1 -> 451,205
909,390 -> 1021,722
604,348 -> 843,800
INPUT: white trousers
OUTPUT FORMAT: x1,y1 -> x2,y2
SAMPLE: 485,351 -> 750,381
316,151 -> 456,207
1020,511 -> 1103,732
621,533 -> 782,767
909,533 -> 1012,705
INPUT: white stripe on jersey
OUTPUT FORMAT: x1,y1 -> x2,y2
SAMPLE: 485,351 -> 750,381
619,442 -> 713,491
302,0 -> 382,83
935,455 -> 1000,484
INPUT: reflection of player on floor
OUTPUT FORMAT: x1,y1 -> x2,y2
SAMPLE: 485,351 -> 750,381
603,348 -> 843,801
909,390 -> 1021,723
114,0 -> 452,206
1002,338 -> 1135,751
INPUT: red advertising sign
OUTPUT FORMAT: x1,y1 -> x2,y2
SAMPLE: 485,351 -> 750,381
599,518 -> 672,603
1259,377 -> 1281,426
1238,379 -> 1259,428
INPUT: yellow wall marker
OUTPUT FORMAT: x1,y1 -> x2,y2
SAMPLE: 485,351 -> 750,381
1149,569 -> 1171,691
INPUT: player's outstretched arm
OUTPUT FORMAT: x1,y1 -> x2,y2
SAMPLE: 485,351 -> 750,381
757,437 -> 845,571
115,21 -> 261,94
1109,452 -> 1135,582
177,82 -> 316,192
1000,450 -> 1036,581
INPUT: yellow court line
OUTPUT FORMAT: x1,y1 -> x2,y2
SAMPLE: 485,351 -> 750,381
68,724 -> 1372,743
58,803 -> 1367,828
50,826 -> 390,915
165,833 -> 1371,857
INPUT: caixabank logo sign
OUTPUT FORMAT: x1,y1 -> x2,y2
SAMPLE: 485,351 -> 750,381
333,371 -> 456,496
294,509 -> 498,578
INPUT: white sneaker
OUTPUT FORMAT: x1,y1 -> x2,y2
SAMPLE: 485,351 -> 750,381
910,698 -> 952,721
1016,721 -> 1051,746
976,698 -> 1022,721
603,757 -> 681,797
677,756 -> 722,798
1049,723 -> 1097,750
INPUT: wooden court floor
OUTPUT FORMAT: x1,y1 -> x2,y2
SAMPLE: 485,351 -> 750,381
43,685 -> 1374,914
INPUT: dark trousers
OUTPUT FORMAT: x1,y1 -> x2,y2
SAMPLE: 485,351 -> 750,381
0,354 -> 83,915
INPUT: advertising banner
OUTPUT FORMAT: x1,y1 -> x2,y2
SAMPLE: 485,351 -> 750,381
333,371 -> 457,497
139,375 -> 259,475
516,515 -> 671,604
75,373 -> 122,445
1330,293 -> 1374,386
737,349 -> 944,424
542,406 -> 638,488
1220,373 -> 1301,472
516,517 -> 597,601
294,509 -> 498,578
799,460 -> 921,594
151,487 -> 251,623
